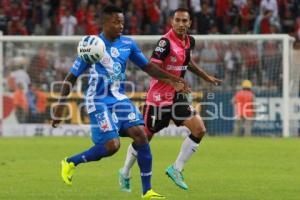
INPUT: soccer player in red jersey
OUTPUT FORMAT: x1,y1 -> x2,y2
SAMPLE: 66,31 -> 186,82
119,8 -> 222,191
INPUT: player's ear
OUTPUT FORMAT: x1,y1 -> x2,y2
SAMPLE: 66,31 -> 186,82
188,20 -> 192,28
102,14 -> 110,25
171,16 -> 176,26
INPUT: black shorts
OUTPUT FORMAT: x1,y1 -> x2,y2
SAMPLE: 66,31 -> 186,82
143,94 -> 196,135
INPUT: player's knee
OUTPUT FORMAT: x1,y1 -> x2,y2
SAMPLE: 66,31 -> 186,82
192,126 -> 206,139
133,132 -> 148,146
127,126 -> 148,145
105,138 -> 120,156
147,133 -> 153,142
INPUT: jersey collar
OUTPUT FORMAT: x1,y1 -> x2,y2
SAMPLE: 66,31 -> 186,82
99,32 -> 121,45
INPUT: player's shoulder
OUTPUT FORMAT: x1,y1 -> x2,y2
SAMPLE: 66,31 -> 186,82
119,36 -> 135,45
188,35 -> 196,49
156,37 -> 170,48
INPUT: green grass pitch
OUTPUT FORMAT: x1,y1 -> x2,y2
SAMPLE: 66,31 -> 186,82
0,136 -> 299,200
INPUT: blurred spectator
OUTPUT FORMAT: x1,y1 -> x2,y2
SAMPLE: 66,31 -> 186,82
13,83 -> 29,123
7,57 -> 31,92
85,4 -> 99,35
232,80 -> 255,136
240,0 -> 258,33
231,25 -> 241,34
215,0 -> 228,33
200,42 -> 219,78
190,0 -> 201,32
54,52 -> 73,81
292,0 -> 300,17
256,9 -> 273,34
146,0 -> 161,34
167,0 -> 180,13
8,1 -> 26,22
75,1 -> 87,35
26,84 -> 48,123
281,7 -> 295,33
197,2 -> 215,34
242,42 -> 261,85
60,9 -> 77,35
234,0 -> 247,7
8,20 -> 28,35
224,44 -> 242,87
0,7 -> 9,34
224,0 -> 240,33
295,17 -> 300,42
260,0 -> 278,19
125,3 -> 140,34
28,46 -> 49,85
209,24 -> 220,34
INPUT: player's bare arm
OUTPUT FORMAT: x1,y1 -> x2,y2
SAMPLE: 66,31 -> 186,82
143,62 -> 191,93
51,72 -> 77,128
156,77 -> 191,93
188,58 -> 222,85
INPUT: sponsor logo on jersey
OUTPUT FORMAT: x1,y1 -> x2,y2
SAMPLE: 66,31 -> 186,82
158,40 -> 167,47
73,59 -> 80,70
122,40 -> 132,44
128,112 -> 136,121
95,112 -> 112,132
170,56 -> 177,63
101,56 -> 111,65
155,47 -> 165,53
154,94 -> 161,101
110,47 -> 120,57
120,48 -> 131,51
110,62 -> 122,81
166,65 -> 188,71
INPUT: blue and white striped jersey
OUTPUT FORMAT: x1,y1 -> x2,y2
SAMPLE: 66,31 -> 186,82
69,33 -> 148,113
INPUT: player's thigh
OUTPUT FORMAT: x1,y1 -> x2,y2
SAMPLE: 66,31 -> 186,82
182,114 -> 206,137
172,101 -> 196,126
89,108 -> 119,145
125,125 -> 148,145
112,99 -> 145,136
143,104 -> 171,138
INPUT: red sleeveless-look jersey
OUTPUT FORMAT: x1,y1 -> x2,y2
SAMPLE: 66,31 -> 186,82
146,29 -> 195,106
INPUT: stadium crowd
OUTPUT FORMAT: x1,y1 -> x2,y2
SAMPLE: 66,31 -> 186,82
0,0 -> 300,45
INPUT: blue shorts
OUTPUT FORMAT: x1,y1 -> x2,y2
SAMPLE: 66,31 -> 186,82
89,99 -> 144,144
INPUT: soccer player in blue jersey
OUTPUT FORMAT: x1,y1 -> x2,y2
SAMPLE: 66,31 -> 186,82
51,5 -> 189,199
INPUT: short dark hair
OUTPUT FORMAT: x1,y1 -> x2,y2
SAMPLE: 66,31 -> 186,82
172,8 -> 191,18
102,4 -> 123,15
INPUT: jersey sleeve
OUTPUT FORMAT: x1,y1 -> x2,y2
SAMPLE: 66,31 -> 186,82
69,57 -> 90,77
189,36 -> 195,50
150,38 -> 170,64
129,39 -> 149,69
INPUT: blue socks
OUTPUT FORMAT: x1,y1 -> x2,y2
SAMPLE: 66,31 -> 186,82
133,143 -> 152,194
67,144 -> 108,166
66,141 -> 152,195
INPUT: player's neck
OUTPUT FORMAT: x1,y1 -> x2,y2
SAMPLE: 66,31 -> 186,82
172,30 -> 186,41
103,32 -> 117,42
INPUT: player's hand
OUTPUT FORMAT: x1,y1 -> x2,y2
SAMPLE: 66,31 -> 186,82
206,76 -> 222,86
173,80 -> 191,93
51,104 -> 64,128
51,119 -> 61,128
